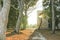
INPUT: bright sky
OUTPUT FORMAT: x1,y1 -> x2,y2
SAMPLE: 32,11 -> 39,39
27,0 -> 43,25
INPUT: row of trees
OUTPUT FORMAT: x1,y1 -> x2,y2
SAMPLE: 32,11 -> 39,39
12,0 -> 38,33
0,0 -> 38,40
43,0 -> 60,33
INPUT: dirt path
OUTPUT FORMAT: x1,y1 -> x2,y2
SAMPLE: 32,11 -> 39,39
6,29 -> 35,40
6,29 -> 60,40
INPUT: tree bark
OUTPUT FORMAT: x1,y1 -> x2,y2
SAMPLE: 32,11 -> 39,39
51,0 -> 55,33
0,0 -> 10,40
15,0 -> 24,33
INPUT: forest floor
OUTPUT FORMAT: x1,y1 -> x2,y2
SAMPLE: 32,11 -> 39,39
6,29 -> 60,40
6,29 -> 35,40
28,29 -> 60,40
39,29 -> 60,40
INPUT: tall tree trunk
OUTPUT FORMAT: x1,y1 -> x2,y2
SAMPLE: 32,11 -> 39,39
15,0 -> 24,33
51,0 -> 55,33
0,0 -> 10,40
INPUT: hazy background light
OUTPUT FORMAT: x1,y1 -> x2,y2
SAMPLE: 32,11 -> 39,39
27,0 -> 43,25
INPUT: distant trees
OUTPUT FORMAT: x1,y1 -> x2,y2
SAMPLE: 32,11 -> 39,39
23,0 -> 38,29
6,0 -> 38,33
43,0 -> 60,33
14,0 -> 38,33
43,0 -> 52,30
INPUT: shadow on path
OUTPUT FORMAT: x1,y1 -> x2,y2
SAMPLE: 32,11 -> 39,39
28,29 -> 47,40
6,31 -> 23,37
6,29 -> 35,40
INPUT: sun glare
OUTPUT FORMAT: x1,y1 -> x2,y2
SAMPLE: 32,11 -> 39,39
27,10 -> 37,25
27,0 -> 43,25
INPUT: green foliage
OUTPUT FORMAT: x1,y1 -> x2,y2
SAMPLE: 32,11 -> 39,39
43,0 -> 50,9
43,0 -> 52,29
24,0 -> 38,6
21,0 -> 38,29
7,0 -> 38,29
43,0 -> 60,30
7,0 -> 18,29
43,0 -> 51,18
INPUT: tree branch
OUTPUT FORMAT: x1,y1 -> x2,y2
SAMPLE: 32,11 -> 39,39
11,4 -> 18,10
